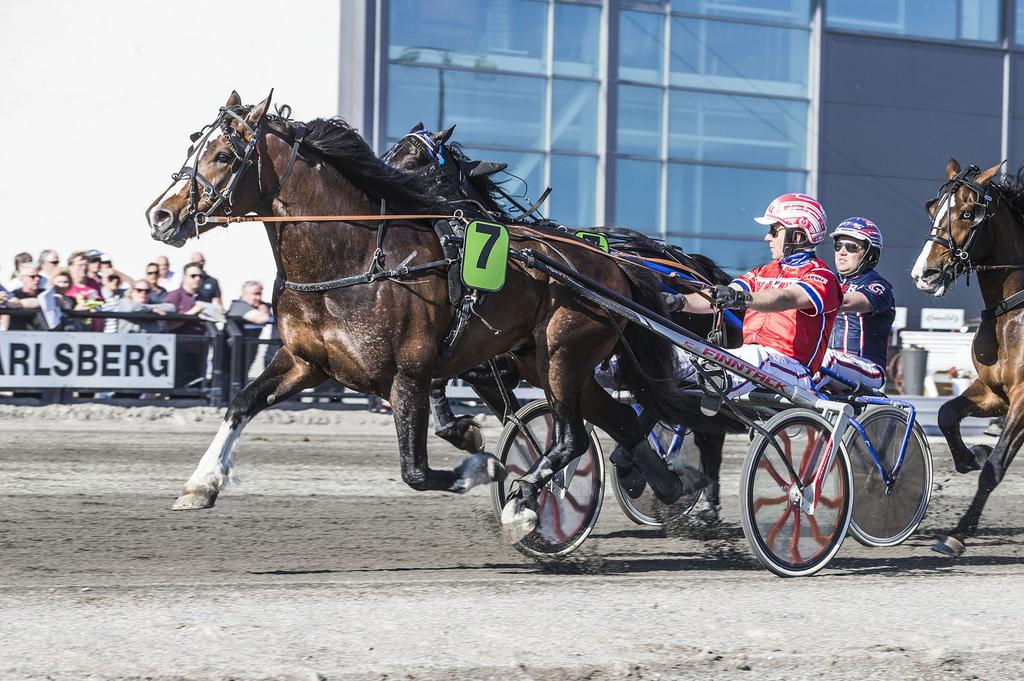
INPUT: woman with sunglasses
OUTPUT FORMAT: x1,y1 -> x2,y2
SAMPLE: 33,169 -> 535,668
819,218 -> 895,391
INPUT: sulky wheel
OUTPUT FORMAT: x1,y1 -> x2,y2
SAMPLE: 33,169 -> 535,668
846,406 -> 932,547
611,419 -> 704,526
739,409 -> 853,577
491,399 -> 605,557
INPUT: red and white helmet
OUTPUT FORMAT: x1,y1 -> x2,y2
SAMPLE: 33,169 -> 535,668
754,193 -> 828,245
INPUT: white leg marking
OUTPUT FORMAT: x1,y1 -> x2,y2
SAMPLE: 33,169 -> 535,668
183,417 -> 249,491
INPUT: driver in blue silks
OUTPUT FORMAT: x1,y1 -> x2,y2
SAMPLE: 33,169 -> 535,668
820,217 -> 896,391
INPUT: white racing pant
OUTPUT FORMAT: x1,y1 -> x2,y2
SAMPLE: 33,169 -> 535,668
673,344 -> 813,400
819,348 -> 885,391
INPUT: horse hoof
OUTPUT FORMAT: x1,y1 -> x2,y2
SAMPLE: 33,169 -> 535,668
500,497 -> 538,541
931,535 -> 966,558
676,465 -> 711,499
437,418 -> 485,453
450,453 -> 507,494
462,422 -> 485,453
615,464 -> 647,499
172,488 -> 218,510
971,444 -> 992,466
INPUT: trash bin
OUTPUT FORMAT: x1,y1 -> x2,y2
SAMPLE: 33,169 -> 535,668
902,345 -> 928,396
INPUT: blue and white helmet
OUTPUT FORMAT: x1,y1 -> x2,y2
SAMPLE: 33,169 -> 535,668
830,217 -> 883,251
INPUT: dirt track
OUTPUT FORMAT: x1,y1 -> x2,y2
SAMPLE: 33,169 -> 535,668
2,405 -> 1024,680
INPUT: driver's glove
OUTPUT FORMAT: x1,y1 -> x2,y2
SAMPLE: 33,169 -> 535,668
711,285 -> 752,310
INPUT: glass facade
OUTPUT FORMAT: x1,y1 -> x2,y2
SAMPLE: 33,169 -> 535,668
614,1 -> 811,270
386,0 -> 601,227
378,0 -> 1022,275
827,0 -> 1001,43
384,0 -> 812,265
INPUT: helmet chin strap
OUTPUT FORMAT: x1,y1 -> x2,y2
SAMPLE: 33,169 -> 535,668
782,228 -> 813,257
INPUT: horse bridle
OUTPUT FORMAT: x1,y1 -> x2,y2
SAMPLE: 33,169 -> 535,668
381,131 -> 446,169
926,164 -> 998,282
171,105 -> 305,230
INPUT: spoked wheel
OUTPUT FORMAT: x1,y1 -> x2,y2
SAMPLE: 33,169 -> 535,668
491,399 -> 605,557
740,409 -> 853,577
846,406 -> 932,547
611,420 -> 704,526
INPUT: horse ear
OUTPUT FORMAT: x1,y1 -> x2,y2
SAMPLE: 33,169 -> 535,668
244,89 -> 274,130
226,90 -> 242,108
946,158 -> 961,180
977,161 -> 1004,187
468,160 -> 508,177
433,124 -> 456,145
409,121 -> 425,133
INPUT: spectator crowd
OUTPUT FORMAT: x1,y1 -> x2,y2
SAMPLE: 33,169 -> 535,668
0,249 -> 272,336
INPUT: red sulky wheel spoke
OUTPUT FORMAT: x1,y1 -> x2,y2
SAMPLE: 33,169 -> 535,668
765,504 -> 793,547
574,455 -> 595,476
816,493 -> 843,510
807,513 -> 834,546
561,488 -> 595,514
758,458 -> 791,490
506,464 -> 529,477
790,509 -> 803,563
753,494 -> 789,512
797,429 -> 822,480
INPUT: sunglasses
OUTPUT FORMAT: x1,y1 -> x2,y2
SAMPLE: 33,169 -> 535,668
47,260 -> 60,265
767,224 -> 784,237
146,270 -> 159,275
132,288 -> 150,293
25,274 -> 41,279
833,241 -> 866,254
186,273 -> 202,278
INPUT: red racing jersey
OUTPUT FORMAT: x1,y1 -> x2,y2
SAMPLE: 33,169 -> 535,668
733,251 -> 842,372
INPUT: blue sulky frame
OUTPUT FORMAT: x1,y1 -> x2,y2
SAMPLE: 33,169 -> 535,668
814,366 -> 917,494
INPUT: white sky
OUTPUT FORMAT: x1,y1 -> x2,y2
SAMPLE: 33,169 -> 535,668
0,0 -> 341,298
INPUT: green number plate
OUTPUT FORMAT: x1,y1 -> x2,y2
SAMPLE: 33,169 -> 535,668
462,220 -> 510,291
575,231 -> 609,252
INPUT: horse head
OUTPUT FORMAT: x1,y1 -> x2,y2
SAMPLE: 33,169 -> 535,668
912,158 -> 1002,296
147,90 -> 274,247
381,124 -> 508,217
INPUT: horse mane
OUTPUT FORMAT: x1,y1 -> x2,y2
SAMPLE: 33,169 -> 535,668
296,116 -> 450,215
444,141 -> 520,221
994,166 -> 1024,218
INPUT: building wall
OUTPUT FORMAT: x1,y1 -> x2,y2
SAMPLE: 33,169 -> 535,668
818,31 -> 1005,328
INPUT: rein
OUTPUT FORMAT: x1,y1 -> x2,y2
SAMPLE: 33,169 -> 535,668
197,213 -> 453,225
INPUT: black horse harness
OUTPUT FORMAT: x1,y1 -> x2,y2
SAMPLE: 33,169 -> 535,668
928,165 -> 1024,321
927,165 -> 996,282
173,105 -> 305,231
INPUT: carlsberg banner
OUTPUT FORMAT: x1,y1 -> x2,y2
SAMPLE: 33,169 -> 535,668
0,332 -> 176,388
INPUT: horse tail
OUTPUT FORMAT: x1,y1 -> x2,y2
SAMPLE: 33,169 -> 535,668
613,266 -> 733,435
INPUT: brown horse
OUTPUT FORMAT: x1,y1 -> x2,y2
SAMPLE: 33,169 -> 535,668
146,91 -> 706,535
911,158 -> 1024,557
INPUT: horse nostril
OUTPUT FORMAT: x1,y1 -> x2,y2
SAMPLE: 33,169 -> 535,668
150,209 -> 173,229
921,268 -> 941,281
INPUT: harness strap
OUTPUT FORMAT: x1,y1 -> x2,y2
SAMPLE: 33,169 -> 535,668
981,288 -> 1024,321
510,224 -> 715,300
283,257 -> 455,292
